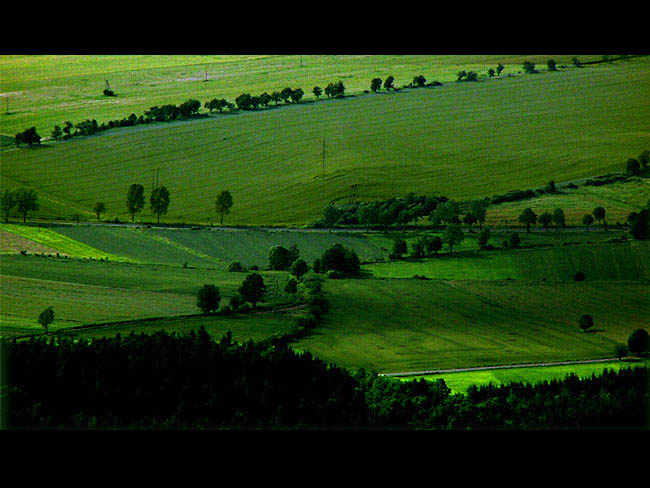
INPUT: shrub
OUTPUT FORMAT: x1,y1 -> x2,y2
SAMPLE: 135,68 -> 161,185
227,261 -> 246,272
284,278 -> 298,294
326,269 -> 342,279
578,314 -> 594,332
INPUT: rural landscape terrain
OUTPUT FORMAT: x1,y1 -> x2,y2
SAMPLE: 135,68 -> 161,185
1,54 -> 649,430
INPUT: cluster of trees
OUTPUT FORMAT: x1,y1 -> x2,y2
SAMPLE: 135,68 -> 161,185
1,188 -> 39,223
198,272 -> 268,315
456,70 -> 478,82
320,193 -> 450,231
3,331 -> 647,429
14,127 -> 41,147
312,243 -> 360,278
627,199 -> 650,240
625,150 -> 650,176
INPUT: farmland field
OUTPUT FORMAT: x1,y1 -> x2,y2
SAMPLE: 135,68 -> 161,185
0,54 -> 607,137
291,278 -> 649,373
2,57 -> 649,226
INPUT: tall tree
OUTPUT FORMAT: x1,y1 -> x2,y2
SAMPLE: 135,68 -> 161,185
1,189 -> 16,223
370,78 -> 382,92
518,208 -> 537,233
496,63 -> 504,76
238,273 -> 267,308
38,306 -> 55,333
552,208 -> 566,228
197,284 -> 221,314
126,184 -> 145,222
312,86 -> 322,98
15,188 -> 39,223
93,202 -> 106,222
215,190 -> 233,225
539,211 -> 553,230
383,76 -> 395,91
442,223 -> 464,254
150,185 -> 170,224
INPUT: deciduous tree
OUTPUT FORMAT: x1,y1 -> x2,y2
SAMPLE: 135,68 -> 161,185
126,184 -> 145,222
197,284 -> 221,314
216,190 -> 233,225
150,185 -> 170,224
15,188 -> 39,223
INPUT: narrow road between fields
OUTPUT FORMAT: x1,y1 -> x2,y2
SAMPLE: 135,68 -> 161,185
378,357 -> 631,377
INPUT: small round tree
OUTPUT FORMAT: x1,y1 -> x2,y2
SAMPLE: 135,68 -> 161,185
578,314 -> 594,333
628,328 -> 650,356
38,306 -> 55,333
582,213 -> 594,231
197,284 -> 221,314
285,278 -> 298,294
593,207 -> 606,225
238,273 -> 267,308
290,258 -> 309,280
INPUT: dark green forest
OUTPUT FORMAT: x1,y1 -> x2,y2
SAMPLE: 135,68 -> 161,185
2,330 -> 648,429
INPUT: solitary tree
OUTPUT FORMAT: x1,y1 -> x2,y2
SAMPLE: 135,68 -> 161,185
487,68 -> 495,77
215,190 -> 233,225
518,208 -> 537,233
593,206 -> 606,225
238,273 -> 267,308
413,75 -> 426,87
496,63 -> 504,76
547,59 -> 557,71
628,328 -> 650,356
425,235 -> 443,256
1,189 -> 16,223
93,202 -> 106,222
370,78 -> 382,92
614,344 -> 628,361
197,284 -> 221,314
539,211 -> 553,230
150,185 -> 170,224
126,184 -> 145,222
443,223 -> 464,254
313,86 -> 322,98
383,76 -> 395,91
582,213 -> 594,231
15,189 -> 39,223
38,306 -> 55,333
579,314 -> 594,333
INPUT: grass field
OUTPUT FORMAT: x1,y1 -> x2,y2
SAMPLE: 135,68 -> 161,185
0,253 -> 295,335
365,241 -> 650,281
2,57 -> 649,225
397,360 -> 649,393
0,54 -> 607,137
291,278 -> 649,373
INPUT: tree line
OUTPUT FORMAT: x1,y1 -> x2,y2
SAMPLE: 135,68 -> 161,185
2,330 -> 647,429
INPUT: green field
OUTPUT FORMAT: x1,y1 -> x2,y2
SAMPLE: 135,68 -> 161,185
0,54 -> 607,137
0,253 -> 295,335
365,241 -> 650,281
397,360 -> 649,393
291,278 -> 649,373
2,57 -> 649,226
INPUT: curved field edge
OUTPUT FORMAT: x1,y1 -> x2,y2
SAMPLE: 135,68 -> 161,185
3,58 -> 649,226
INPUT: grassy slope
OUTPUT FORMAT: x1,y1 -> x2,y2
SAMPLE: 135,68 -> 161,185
292,278 -> 649,373
0,54 -> 605,137
3,58 -> 649,225
0,254 -> 294,334
365,241 -> 650,281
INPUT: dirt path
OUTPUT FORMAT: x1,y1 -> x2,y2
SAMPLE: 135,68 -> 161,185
378,357 -> 627,377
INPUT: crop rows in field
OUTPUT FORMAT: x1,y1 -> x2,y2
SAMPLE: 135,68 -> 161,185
292,279 -> 650,372
3,58 -> 649,226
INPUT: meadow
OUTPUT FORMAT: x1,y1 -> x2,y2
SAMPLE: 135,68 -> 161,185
2,57 -> 649,226
291,278 -> 649,373
0,253 -> 296,335
0,54 -> 606,137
